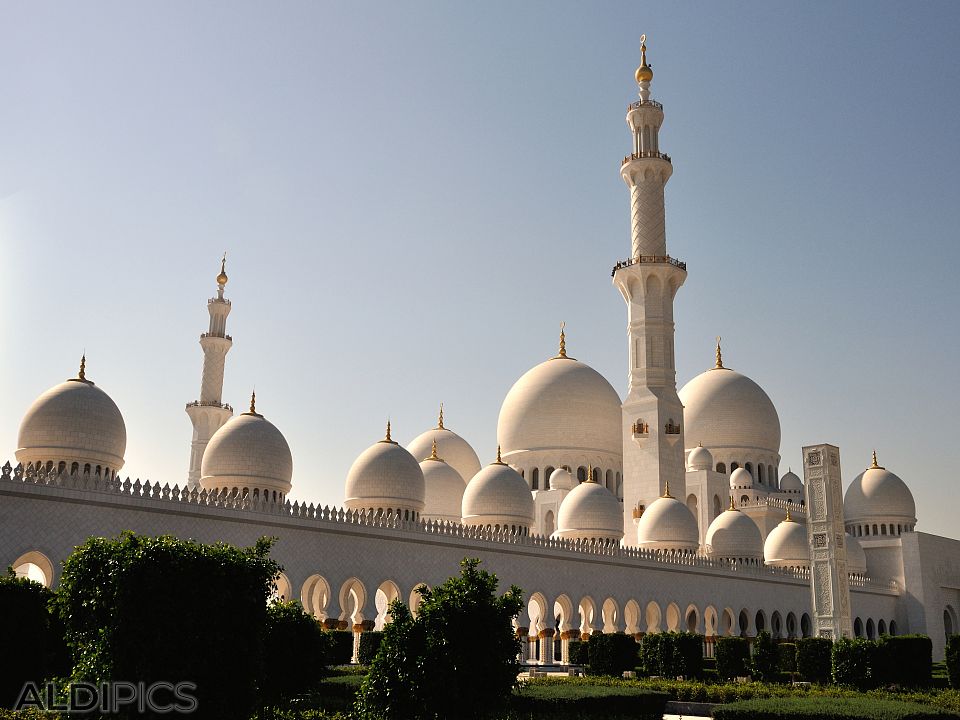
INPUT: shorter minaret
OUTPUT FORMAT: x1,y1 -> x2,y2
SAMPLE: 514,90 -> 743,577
185,255 -> 234,489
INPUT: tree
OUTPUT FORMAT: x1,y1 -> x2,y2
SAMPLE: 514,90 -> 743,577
261,600 -> 330,709
357,558 -> 524,720
55,532 -> 281,720
0,572 -> 70,708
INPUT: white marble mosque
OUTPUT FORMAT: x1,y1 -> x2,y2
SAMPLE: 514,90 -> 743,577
4,40 -> 960,663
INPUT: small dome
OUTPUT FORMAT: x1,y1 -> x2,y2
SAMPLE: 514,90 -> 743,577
407,424 -> 480,485
705,505 -> 763,561
549,467 -> 575,491
461,455 -> 534,533
843,454 -> 916,526
679,366 -> 781,458
201,408 -> 293,497
687,444 -> 714,472
764,515 -> 809,568
498,356 -> 622,459
780,470 -> 803,491
17,366 -> 127,473
730,467 -> 754,489
636,492 -> 699,553
553,479 -> 623,543
419,445 -> 464,524
344,427 -> 425,516
846,533 -> 867,575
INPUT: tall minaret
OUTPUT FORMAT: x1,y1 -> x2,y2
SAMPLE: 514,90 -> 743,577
185,255 -> 234,489
612,37 -> 688,541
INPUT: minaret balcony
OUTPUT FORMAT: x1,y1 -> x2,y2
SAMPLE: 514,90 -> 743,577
621,151 -> 671,166
186,400 -> 234,412
631,420 -> 650,445
627,99 -> 663,111
611,255 -> 686,277
664,420 -> 682,446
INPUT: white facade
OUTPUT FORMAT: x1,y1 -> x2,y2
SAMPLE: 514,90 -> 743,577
4,40 -> 960,662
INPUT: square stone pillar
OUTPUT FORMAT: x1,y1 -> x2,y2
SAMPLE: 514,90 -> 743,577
516,627 -> 530,663
538,628 -> 556,665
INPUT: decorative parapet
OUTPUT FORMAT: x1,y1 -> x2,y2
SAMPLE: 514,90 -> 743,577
627,99 -> 663,112
612,255 -> 686,276
740,496 -> 807,514
0,460 -> 897,595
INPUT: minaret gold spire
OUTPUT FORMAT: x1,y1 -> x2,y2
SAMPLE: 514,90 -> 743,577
217,252 -> 229,286
635,34 -> 653,84
869,450 -> 884,470
437,403 -> 445,430
714,336 -> 724,369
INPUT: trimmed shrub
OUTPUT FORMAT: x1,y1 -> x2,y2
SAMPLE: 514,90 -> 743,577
326,630 -> 355,665
640,632 -> 703,678
0,573 -> 70,709
569,639 -> 590,666
833,637 -> 874,689
511,681 -> 669,720
778,642 -> 798,675
716,636 -> 751,680
796,637 -> 832,683
947,635 -> 960,689
262,601 -> 330,708
588,633 -> 638,676
875,635 -> 933,687
751,631 -> 779,682
712,696 -> 957,719
358,631 -> 384,666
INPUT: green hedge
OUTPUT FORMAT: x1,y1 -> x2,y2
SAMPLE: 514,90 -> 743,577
569,639 -> 590,666
357,631 -> 383,666
639,632 -> 702,678
712,696 -> 959,719
833,637 -> 875,689
588,633 -> 638,676
947,636 -> 960,689
716,636 -> 751,679
325,630 -> 354,665
875,636 -> 933,687
779,642 -> 798,674
797,637 -> 833,683
751,631 -> 779,682
511,682 -> 668,720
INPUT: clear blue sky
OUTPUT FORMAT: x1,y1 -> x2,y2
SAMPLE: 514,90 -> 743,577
2,2 -> 958,537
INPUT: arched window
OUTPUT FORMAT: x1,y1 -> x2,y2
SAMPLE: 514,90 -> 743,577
532,468 -> 539,490
544,467 -> 555,489
854,617 -> 863,637
745,462 -> 753,479
716,462 -> 726,474
801,613 -> 812,638
873,524 -> 879,535
713,495 -> 722,519
577,466 -> 587,483
731,462 -> 739,471
741,495 -> 749,506
605,469 -> 613,491
878,619 -> 887,635
889,620 -> 898,635
544,510 -> 555,537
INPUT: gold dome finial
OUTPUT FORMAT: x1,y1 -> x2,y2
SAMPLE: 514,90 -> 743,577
217,252 -> 229,286
586,464 -> 595,483
785,505 -> 793,522
869,450 -> 884,470
635,34 -> 654,84
428,438 -> 440,461
77,353 -> 86,382
437,403 -> 445,430
249,390 -> 257,414
662,478 -> 673,498
729,495 -> 736,511
495,445 -> 504,464
714,336 -> 724,369
553,321 -> 574,360
384,419 -> 394,444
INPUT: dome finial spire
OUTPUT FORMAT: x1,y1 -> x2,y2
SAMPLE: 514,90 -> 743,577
553,321 -> 574,360
77,353 -> 86,382
714,336 -> 724,369
870,449 -> 884,470
437,403 -> 445,430
785,505 -> 793,522
662,478 -> 673,498
249,390 -> 256,414
635,34 -> 653,88
385,419 -> 392,443
586,464 -> 595,483
429,438 -> 440,461
495,445 -> 503,464
729,495 -> 736,511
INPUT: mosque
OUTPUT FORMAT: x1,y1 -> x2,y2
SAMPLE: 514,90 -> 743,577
3,41 -> 959,663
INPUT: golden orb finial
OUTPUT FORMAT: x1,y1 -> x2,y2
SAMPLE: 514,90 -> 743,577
869,450 -> 884,470
437,403 -> 445,430
217,252 -> 229,286
714,336 -> 724,369
635,34 -> 654,84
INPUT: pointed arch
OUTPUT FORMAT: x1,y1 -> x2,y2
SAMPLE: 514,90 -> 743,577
11,551 -> 55,588
300,574 -> 332,620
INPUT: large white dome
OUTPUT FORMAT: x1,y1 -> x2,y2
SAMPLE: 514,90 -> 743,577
636,493 -> 699,553
419,443 -> 464,524
461,454 -> 534,533
553,478 -> 623,543
344,425 -> 425,517
201,401 -> 293,498
705,504 -> 763,562
17,364 -> 126,475
497,356 -> 622,458
679,366 -> 780,456
844,455 -> 916,528
764,515 -> 809,568
407,417 -> 481,485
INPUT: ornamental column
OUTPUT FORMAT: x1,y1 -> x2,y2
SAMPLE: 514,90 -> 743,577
613,37 -> 687,540
185,255 -> 234,489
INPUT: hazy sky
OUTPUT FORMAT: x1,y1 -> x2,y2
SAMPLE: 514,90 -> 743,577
2,2 -> 958,537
